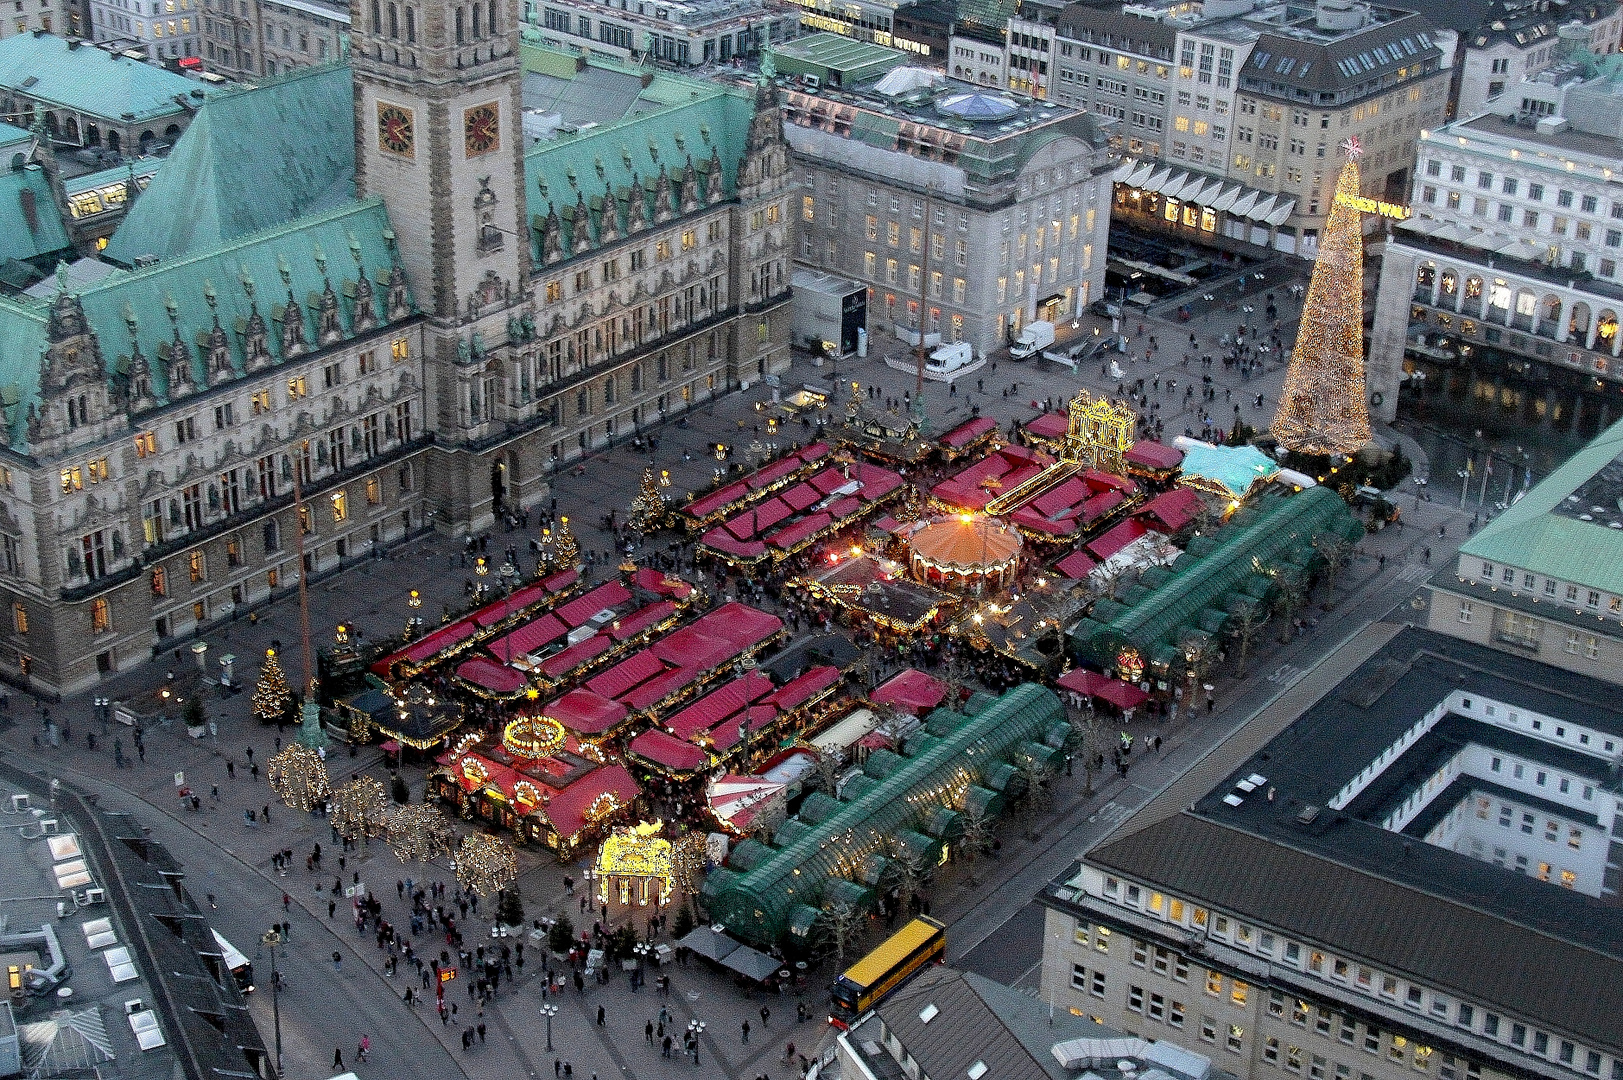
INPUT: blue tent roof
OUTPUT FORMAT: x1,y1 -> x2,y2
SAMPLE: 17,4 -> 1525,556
1179,442 -> 1281,499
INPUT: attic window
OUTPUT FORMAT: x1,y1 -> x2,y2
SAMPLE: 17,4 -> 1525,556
919,1004 -> 939,1024
20,75 -> 36,88
968,1062 -> 988,1080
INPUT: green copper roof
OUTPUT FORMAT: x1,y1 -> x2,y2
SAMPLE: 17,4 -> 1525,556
1459,418 -> 1623,595
524,75 -> 756,264
0,120 -> 31,150
105,64 -> 355,266
0,197 -> 411,450
0,33 -> 209,122
0,165 -> 71,265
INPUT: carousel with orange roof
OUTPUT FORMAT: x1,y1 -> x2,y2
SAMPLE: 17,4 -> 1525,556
907,512 -> 1024,593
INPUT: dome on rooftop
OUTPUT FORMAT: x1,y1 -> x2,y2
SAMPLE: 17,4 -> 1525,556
936,91 -> 1020,122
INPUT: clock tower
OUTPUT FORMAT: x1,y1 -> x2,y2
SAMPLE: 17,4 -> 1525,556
351,0 -> 527,325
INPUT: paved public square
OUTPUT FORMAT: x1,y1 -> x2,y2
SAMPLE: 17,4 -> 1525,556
0,254 -> 1480,1080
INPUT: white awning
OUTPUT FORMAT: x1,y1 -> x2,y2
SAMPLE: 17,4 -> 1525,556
1127,162 -> 1156,187
1228,190 -> 1261,218
1498,236 -> 1533,256
1144,166 -> 1175,194
1173,173 -> 1209,201
1263,198 -> 1297,226
1246,195 -> 1281,222
1459,229 -> 1498,251
1429,222 -> 1470,243
1209,184 -> 1244,212
1113,158 -> 1140,183
1194,179 -> 1226,205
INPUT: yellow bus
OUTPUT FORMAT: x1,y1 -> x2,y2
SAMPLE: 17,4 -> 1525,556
828,916 -> 945,1027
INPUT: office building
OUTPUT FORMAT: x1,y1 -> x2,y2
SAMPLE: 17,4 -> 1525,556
522,0 -> 799,66
782,62 -> 1112,355
1367,67 -> 1623,424
1040,623 -> 1623,1080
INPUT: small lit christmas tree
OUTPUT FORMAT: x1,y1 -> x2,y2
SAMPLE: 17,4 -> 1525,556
552,514 -> 580,569
626,467 -> 667,535
1271,137 -> 1375,455
252,649 -> 292,724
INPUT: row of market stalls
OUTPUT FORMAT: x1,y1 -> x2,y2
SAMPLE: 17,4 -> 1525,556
702,682 -> 1068,948
697,457 -> 905,564
1068,485 -> 1362,683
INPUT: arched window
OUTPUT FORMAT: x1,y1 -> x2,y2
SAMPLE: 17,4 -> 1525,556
455,6 -> 464,43
370,0 -> 379,31
388,2 -> 398,37
487,0 -> 496,33
470,3 -> 479,36
405,7 -> 415,42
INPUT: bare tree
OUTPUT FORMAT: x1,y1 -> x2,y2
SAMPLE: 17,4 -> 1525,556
1228,603 -> 1268,679
1273,575 -> 1307,643
1066,704 -> 1110,797
956,801 -> 995,886
819,898 -> 863,962
1014,754 -> 1057,838
813,748 -> 843,795
1313,533 -> 1355,598
884,836 -> 932,905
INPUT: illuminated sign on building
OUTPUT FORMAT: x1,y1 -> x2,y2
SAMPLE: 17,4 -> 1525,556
1334,191 -> 1410,219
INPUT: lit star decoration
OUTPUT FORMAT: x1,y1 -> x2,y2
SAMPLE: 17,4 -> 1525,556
267,743 -> 331,813
1270,139 -> 1375,455
453,832 -> 519,897
1340,135 -> 1362,160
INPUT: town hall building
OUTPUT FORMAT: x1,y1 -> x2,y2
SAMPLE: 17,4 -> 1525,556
0,6 -> 794,695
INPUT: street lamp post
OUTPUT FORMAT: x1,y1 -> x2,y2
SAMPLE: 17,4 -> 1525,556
540,1003 -> 558,1052
261,929 -> 285,1078
686,1019 -> 706,1067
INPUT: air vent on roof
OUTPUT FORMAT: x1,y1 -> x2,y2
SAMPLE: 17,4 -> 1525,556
1222,793 -> 1244,807
1297,805 -> 1321,825
968,1062 -> 988,1080
19,76 -> 37,89
919,1004 -> 939,1024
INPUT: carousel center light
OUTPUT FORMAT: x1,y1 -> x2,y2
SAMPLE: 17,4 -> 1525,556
502,715 -> 567,760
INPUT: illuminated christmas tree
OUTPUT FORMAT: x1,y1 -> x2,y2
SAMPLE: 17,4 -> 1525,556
627,468 -> 667,535
251,648 -> 292,724
552,514 -> 580,569
1271,137 -> 1374,455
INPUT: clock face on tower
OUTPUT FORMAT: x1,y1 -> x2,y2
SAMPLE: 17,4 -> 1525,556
464,103 -> 501,157
376,102 -> 415,157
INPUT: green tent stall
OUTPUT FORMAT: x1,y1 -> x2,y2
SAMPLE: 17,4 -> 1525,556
797,792 -> 842,825
1071,487 -> 1361,673
728,839 -> 774,872
702,683 -> 1064,946
921,806 -> 963,842
961,785 -> 1005,820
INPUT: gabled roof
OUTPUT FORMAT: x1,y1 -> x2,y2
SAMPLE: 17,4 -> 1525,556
0,197 -> 410,449
0,33 -> 208,122
0,165 -> 71,265
106,64 -> 355,265
524,78 -> 758,265
1458,417 -> 1623,594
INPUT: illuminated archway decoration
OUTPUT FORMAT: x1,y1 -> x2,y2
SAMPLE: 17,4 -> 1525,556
585,791 -> 624,824
1063,390 -> 1137,475
513,780 -> 545,810
502,715 -> 566,760
595,820 -> 674,907
460,756 -> 490,788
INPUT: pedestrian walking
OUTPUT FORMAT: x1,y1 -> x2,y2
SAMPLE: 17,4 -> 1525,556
760,1006 -> 770,1027
647,1021 -> 655,1045
596,1005 -> 606,1027
742,1020 -> 751,1044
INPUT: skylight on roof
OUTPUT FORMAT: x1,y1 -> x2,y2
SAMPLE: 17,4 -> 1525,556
968,1062 -> 988,1080
1253,50 -> 1272,68
1298,61 -> 1312,75
919,1004 -> 939,1024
